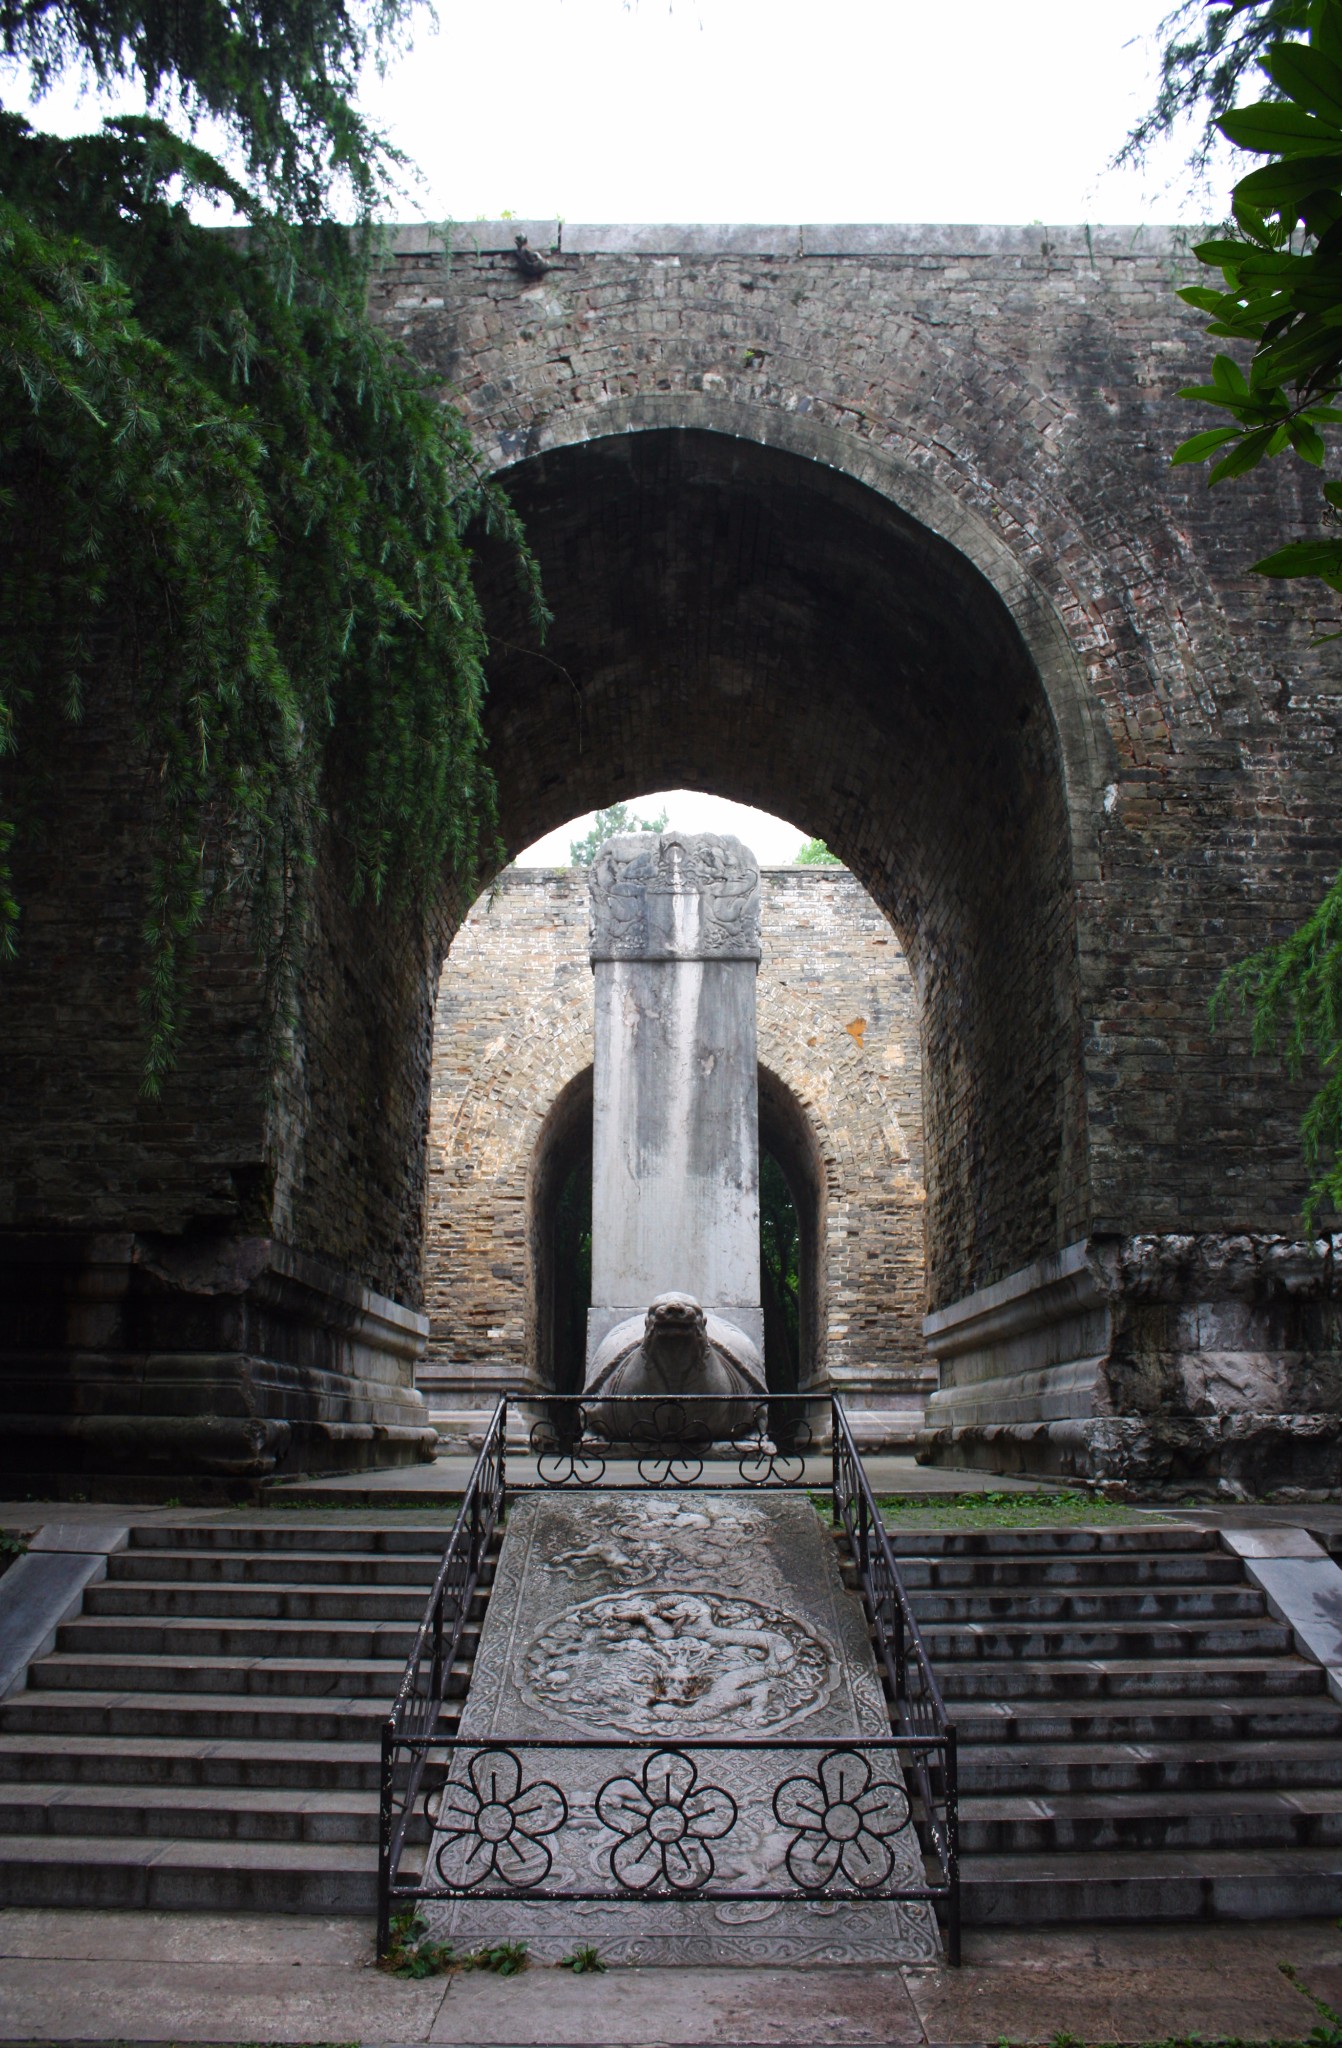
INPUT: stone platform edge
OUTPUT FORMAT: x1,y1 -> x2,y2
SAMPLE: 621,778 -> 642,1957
386,221 -> 1188,260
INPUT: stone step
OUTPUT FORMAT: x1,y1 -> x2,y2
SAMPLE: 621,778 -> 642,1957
26,1653 -> 449,1701
85,1581 -> 448,1621
888,1528 -> 1216,1557
0,1782 -> 400,1846
106,1550 -> 445,1588
958,1738 -> 1342,1796
0,1833 -> 379,1914
959,1788 -> 1342,1856
0,1734 -> 393,1791
895,1553 -> 1247,1590
0,1691 -> 423,1742
937,1655 -> 1325,1702
56,1617 -> 429,1661
956,1845 -> 1342,1924
124,1526 -> 455,1553
948,1697 -> 1342,1744
923,1620 -> 1294,1663
909,1587 -> 1266,1623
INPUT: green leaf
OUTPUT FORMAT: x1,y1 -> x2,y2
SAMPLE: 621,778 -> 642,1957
1210,425 -> 1283,481
1289,419 -> 1329,462
1213,352 -> 1251,397
1220,100 -> 1342,154
1264,41 -> 1342,128
1172,427 -> 1243,464
1235,152 -> 1342,216
1251,538 -> 1342,576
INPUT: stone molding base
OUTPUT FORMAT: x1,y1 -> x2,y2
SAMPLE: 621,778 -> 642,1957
918,1234 -> 1342,1498
0,1233 -> 436,1484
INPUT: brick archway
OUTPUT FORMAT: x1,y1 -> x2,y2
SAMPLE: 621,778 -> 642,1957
468,422 -> 1084,1310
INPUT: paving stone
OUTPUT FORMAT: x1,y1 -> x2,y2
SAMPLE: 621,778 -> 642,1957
0,1956 -> 449,2044
431,1962 -> 925,2044
904,1959 -> 1318,2046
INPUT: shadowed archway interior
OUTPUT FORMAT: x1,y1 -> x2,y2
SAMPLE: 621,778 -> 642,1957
473,426 -> 1083,1309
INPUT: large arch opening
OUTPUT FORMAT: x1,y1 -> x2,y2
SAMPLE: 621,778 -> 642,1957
469,424 -> 1086,1308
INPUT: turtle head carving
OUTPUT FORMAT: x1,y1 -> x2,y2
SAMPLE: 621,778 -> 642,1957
585,1292 -> 766,1445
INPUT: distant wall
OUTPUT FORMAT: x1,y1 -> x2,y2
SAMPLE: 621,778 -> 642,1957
421,865 -> 931,1427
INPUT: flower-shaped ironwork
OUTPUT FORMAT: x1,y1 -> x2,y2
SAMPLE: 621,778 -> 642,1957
735,1416 -> 812,1487
597,1748 -> 737,1891
431,1747 -> 567,1890
773,1749 -> 911,1892
530,1410 -> 607,1486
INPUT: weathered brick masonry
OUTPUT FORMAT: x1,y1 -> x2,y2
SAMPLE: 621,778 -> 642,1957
422,865 -> 930,1438
2,221 -> 1340,1491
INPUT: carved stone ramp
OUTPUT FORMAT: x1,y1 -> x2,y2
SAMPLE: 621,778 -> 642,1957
425,1491 -> 940,1965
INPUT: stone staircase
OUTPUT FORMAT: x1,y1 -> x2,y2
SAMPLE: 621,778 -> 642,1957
887,1525 -> 1342,1923
0,1522 -> 494,1911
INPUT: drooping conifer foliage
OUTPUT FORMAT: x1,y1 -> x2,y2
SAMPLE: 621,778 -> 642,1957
1118,1 -> 1310,178
1,0 -> 416,215
0,5 -> 542,1086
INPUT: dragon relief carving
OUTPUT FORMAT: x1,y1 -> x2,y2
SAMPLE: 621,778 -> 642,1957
589,832 -> 761,962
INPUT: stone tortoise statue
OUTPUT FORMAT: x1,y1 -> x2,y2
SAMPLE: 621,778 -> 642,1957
585,1291 -> 767,1444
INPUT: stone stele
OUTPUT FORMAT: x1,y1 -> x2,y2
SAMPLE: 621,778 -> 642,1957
586,832 -> 764,1369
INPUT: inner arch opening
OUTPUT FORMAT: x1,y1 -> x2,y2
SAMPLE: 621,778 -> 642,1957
529,1060 -> 828,1398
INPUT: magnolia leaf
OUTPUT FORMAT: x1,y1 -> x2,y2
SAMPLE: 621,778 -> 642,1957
1220,100 -> 1342,154
1192,236 -> 1265,267
1264,42 -> 1342,129
1212,352 -> 1250,396
1209,424 -> 1283,481
1251,538 -> 1342,577
1235,152 -> 1342,215
1289,419 -> 1328,462
1172,427 -> 1243,464
1180,286 -> 1240,315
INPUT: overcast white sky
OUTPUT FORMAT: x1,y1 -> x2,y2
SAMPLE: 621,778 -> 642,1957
2,0 -> 1244,864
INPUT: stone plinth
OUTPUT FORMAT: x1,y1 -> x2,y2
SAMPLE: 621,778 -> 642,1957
918,1234 -> 1342,1498
0,1233 -> 436,1493
588,834 -> 763,1361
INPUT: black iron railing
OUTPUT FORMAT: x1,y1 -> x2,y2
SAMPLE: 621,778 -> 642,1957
378,1399 -> 506,1934
378,1393 -> 959,1962
831,1399 -> 959,1962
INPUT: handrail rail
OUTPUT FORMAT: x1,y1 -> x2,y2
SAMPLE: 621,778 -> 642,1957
378,1397 -> 506,1952
376,1390 -> 959,1963
830,1398 -> 960,1963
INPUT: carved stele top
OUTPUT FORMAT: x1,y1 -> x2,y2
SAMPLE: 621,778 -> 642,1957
588,832 -> 761,962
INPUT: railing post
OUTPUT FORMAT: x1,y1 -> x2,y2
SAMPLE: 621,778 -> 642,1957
945,1724 -> 960,1966
430,1586 -> 444,1703
893,1589 -> 906,1697
499,1395 -> 508,1513
858,1484 -> 870,1585
377,1719 -> 395,1958
831,1396 -> 840,1524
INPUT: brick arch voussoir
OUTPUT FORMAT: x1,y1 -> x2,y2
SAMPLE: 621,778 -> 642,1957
460,291 -> 1233,746
478,388 -> 1118,885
